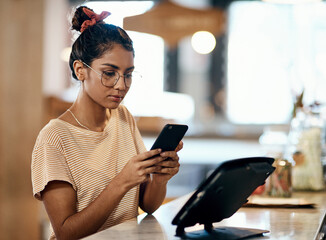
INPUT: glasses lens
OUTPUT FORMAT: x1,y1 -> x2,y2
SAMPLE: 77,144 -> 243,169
101,71 -> 142,87
124,72 -> 133,87
101,71 -> 119,87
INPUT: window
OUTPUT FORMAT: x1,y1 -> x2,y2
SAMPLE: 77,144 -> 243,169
227,1 -> 326,124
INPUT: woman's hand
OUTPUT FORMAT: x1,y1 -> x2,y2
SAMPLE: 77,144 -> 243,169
151,141 -> 183,184
139,141 -> 183,213
175,141 -> 183,153
116,148 -> 167,190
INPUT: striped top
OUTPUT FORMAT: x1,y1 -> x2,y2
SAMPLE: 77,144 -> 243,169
31,105 -> 147,238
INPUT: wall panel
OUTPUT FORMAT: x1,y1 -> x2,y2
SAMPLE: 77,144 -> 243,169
0,0 -> 44,239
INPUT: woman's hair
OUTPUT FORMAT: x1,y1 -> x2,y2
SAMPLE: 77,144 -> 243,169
69,6 -> 134,80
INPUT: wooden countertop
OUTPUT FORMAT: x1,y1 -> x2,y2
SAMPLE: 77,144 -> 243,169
84,191 -> 326,239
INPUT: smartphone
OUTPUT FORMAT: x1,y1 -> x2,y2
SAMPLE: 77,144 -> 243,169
150,124 -> 188,152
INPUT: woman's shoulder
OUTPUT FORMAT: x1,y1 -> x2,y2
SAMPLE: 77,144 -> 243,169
35,119 -> 71,146
114,104 -> 133,119
116,104 -> 130,114
41,119 -> 71,134
111,104 -> 138,132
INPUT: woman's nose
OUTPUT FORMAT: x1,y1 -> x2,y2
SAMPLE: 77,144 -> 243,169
114,75 -> 127,90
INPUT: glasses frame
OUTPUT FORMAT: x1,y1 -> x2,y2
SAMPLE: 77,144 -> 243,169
81,61 -> 138,88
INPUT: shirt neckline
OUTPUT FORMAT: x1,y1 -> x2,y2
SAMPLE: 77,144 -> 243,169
53,109 -> 112,134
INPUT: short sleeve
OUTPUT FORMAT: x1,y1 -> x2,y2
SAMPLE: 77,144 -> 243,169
31,143 -> 76,200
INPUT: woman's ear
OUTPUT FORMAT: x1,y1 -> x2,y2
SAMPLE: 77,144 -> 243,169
73,60 -> 86,81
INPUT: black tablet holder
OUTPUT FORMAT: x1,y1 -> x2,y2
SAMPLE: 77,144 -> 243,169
172,157 -> 275,239
175,222 -> 216,237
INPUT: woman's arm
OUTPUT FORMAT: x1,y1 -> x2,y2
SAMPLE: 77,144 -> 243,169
42,148 -> 164,240
42,179 -> 126,240
139,141 -> 183,214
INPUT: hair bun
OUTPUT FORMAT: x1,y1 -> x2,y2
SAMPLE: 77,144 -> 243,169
71,6 -> 92,32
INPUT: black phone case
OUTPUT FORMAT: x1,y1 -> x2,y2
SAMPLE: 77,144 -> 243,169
150,124 -> 188,152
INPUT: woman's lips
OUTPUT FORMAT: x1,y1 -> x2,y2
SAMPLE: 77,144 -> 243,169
109,95 -> 123,102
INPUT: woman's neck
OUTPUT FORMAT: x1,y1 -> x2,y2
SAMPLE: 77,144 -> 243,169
70,90 -> 110,132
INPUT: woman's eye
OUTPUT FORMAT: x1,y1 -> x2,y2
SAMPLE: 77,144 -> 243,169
125,73 -> 133,79
103,71 -> 116,78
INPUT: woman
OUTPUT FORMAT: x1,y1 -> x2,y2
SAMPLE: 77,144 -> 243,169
31,6 -> 182,240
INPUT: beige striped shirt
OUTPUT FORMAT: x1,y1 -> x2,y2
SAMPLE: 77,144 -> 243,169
31,105 -> 147,238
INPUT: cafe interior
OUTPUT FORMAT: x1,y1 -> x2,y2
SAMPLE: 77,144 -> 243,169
2,0 -> 326,239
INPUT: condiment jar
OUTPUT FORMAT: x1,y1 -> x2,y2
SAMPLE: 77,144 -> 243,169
267,158 -> 292,198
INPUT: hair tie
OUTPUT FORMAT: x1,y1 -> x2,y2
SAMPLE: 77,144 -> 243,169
80,8 -> 110,33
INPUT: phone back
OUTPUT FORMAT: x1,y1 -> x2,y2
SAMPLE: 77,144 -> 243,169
151,124 -> 188,152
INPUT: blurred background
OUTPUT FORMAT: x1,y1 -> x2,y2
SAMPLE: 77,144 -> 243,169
2,0 -> 326,239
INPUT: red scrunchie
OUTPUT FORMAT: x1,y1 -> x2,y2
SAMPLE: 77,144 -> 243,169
80,8 -> 110,33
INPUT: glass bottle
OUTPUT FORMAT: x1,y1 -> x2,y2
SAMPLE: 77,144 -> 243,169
286,104 -> 325,191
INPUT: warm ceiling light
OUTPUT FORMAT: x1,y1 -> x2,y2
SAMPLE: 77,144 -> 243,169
262,0 -> 322,4
191,31 -> 216,55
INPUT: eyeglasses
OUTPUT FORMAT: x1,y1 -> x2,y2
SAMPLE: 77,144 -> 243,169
81,61 -> 141,88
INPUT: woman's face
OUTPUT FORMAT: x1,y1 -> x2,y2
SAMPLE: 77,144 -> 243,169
83,44 -> 134,109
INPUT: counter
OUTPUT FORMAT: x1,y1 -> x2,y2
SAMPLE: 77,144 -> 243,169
84,191 -> 326,239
